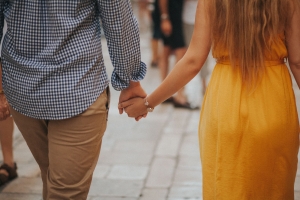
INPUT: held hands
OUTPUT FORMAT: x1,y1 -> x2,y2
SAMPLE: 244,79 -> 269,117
118,81 -> 148,121
0,93 -> 10,121
118,81 -> 146,114
118,97 -> 148,121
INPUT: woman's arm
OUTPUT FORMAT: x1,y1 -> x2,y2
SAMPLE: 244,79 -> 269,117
286,1 -> 300,88
120,0 -> 212,118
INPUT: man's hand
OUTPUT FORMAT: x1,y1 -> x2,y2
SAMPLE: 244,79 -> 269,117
0,93 -> 10,121
118,81 -> 147,114
161,19 -> 172,37
118,97 -> 148,121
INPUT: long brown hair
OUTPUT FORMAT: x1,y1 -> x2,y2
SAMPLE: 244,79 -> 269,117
208,0 -> 294,85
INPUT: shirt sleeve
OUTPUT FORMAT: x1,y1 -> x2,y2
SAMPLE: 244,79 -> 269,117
96,0 -> 147,91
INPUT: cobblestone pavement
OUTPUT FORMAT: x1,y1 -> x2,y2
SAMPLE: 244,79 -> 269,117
0,2 -> 300,199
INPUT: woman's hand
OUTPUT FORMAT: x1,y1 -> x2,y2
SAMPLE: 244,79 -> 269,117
118,97 -> 148,121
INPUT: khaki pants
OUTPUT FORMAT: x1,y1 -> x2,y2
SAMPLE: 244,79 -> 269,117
10,88 -> 110,200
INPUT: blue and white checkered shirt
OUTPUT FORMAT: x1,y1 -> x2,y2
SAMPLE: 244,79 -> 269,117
0,0 -> 147,120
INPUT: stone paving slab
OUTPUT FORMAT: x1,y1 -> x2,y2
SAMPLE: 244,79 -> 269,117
88,179 -> 143,197
89,197 -> 137,200
155,134 -> 182,157
107,165 -> 149,180
168,198 -> 202,200
179,135 -> 201,158
13,149 -> 36,164
2,177 -> 42,194
15,162 -> 40,178
0,193 -> 42,200
140,198 -> 165,200
140,188 -> 168,199
113,140 -> 156,154
296,191 -> 300,199
295,176 -> 300,191
92,164 -> 111,179
173,169 -> 202,186
98,151 -> 153,166
146,157 -> 176,188
177,156 -> 202,171
168,186 -> 202,199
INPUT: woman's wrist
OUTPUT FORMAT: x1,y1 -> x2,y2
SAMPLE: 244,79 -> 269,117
144,96 -> 154,112
146,94 -> 160,110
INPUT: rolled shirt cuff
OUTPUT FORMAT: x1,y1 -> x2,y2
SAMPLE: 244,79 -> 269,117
111,61 -> 147,91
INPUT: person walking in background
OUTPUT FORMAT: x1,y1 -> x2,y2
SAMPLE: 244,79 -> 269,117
120,0 -> 300,199
0,116 -> 17,186
0,1 -> 146,199
158,0 -> 192,109
0,21 -> 17,187
150,0 -> 162,68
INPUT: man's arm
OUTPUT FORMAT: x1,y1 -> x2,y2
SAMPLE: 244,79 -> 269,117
159,0 -> 172,36
96,0 -> 146,90
96,0 -> 147,116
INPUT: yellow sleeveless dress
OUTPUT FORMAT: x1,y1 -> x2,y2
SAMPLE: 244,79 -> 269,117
199,35 -> 299,200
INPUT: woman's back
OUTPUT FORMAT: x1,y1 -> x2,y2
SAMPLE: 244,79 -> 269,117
208,0 -> 300,86
213,34 -> 288,64
198,0 -> 300,199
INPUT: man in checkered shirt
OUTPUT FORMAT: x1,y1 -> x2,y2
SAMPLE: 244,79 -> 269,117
0,1 -> 147,199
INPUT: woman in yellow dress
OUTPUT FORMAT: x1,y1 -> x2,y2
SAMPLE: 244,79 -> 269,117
119,0 -> 300,199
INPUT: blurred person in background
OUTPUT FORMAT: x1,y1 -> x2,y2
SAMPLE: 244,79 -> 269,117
0,21 -> 17,187
120,0 -> 300,199
149,0 -> 161,68
158,0 -> 192,109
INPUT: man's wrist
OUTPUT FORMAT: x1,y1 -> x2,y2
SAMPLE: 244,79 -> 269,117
126,81 -> 141,89
0,89 -> 4,94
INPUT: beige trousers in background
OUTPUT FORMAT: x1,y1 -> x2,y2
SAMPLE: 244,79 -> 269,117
10,88 -> 110,200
